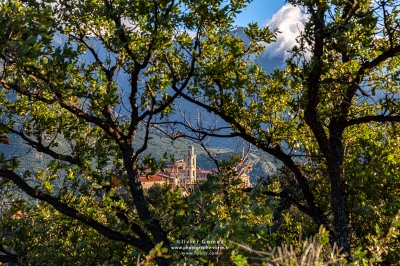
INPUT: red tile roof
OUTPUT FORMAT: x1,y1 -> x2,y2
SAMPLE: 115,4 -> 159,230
140,174 -> 167,182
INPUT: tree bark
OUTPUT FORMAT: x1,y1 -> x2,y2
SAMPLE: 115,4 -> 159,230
122,148 -> 170,266
328,132 -> 350,254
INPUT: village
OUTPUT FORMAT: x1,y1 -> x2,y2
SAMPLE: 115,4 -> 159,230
139,146 -> 251,190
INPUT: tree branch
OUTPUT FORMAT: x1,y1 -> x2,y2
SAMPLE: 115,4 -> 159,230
133,90 -> 155,162
265,191 -> 308,213
0,79 -> 127,147
304,6 -> 332,159
173,88 -> 331,233
137,27 -> 202,122
152,121 -> 241,139
0,169 -> 152,252
344,115 -> 400,127
359,45 -> 400,74
338,44 -> 400,122
0,254 -> 18,263
103,0 -> 137,63
7,127 -> 82,166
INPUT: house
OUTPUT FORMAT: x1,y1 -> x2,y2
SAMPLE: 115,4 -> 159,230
140,172 -> 169,189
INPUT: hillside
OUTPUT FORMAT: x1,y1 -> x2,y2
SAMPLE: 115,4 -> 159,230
1,130 -> 278,185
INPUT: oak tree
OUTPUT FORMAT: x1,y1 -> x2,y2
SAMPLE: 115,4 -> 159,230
0,0 -> 259,264
172,0 -> 400,259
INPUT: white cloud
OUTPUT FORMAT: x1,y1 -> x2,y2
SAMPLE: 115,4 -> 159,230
121,18 -> 141,32
184,30 -> 197,39
263,4 -> 309,61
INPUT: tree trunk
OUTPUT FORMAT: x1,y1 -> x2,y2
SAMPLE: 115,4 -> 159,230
328,133 -> 350,254
122,148 -> 170,266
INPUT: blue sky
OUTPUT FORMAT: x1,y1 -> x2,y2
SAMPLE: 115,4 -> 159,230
232,1 -> 310,63
234,0 -> 287,27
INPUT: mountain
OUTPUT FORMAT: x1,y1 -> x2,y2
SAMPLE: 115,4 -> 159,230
1,28 -> 285,185
1,129 -> 277,185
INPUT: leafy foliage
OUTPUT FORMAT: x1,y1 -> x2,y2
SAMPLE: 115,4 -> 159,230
1,0 -> 400,265
169,0 -> 400,262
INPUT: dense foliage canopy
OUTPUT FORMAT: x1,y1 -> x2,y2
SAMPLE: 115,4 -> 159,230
175,0 -> 400,262
1,0 -> 400,265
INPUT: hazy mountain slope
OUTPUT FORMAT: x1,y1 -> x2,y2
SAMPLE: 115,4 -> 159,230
1,129 -> 277,186
1,28 -> 284,185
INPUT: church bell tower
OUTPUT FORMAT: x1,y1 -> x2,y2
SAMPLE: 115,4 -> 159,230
186,145 -> 196,183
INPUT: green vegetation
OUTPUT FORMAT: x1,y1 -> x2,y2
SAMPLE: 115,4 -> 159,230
1,0 -> 400,265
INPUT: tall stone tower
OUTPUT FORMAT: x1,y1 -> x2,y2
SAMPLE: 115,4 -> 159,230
186,145 -> 196,183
